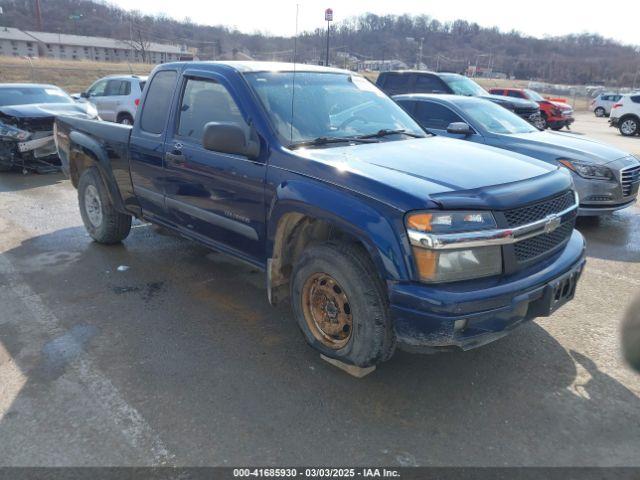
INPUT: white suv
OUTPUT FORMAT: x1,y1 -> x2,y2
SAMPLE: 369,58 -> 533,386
610,94 -> 640,136
591,93 -> 623,117
76,75 -> 147,125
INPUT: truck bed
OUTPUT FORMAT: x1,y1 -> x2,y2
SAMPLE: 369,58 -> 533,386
55,115 -> 138,215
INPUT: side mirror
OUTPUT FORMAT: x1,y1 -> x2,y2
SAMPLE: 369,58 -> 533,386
202,122 -> 260,159
80,91 -> 90,99
446,122 -> 473,136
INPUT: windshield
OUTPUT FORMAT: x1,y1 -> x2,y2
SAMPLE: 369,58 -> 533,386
439,74 -> 488,96
244,72 -> 425,146
524,89 -> 545,102
464,99 -> 538,134
0,86 -> 74,107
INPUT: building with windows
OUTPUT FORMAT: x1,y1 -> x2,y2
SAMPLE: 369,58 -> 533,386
0,26 -> 193,63
0,27 -> 38,58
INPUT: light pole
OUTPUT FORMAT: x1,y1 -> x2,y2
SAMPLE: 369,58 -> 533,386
324,8 -> 333,67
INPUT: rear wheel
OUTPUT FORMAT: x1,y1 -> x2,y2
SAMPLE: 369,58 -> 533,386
78,168 -> 131,244
619,116 -> 639,137
291,241 -> 395,367
594,107 -> 605,117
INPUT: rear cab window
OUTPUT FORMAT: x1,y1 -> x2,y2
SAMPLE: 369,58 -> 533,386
139,70 -> 178,134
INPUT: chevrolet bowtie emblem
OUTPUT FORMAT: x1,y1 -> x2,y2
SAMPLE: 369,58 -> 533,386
544,214 -> 562,234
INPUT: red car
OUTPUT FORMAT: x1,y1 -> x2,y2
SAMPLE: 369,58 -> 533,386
489,88 -> 574,131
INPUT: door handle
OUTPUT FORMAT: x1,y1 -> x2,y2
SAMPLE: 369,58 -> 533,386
165,151 -> 186,165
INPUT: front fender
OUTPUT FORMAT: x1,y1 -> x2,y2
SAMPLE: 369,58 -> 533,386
267,179 -> 411,283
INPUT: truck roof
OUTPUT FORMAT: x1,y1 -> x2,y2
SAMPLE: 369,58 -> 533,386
161,61 -> 351,75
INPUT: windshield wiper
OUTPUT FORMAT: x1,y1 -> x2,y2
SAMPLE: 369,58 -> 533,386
287,136 -> 379,149
356,129 -> 425,139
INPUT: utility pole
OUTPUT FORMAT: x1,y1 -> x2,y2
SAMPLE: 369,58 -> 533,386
324,8 -> 333,67
34,0 -> 43,31
417,37 -> 424,70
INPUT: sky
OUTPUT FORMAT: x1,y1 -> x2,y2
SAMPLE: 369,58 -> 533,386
108,0 -> 640,46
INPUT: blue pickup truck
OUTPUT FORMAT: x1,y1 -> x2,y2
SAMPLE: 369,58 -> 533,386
54,62 -> 586,368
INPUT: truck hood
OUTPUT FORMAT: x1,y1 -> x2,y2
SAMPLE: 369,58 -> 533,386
0,102 -> 95,119
498,130 -> 630,165
294,137 -> 556,209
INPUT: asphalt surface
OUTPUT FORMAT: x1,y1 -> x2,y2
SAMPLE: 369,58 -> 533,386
0,112 -> 639,466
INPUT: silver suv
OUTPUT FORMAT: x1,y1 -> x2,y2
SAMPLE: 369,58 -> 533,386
590,92 -> 622,117
77,75 -> 147,124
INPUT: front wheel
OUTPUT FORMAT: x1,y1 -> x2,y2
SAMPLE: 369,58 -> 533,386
291,241 -> 395,367
78,168 -> 132,244
594,107 -> 606,117
619,117 -> 639,137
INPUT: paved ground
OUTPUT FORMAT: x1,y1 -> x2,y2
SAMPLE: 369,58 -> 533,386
0,112 -> 639,467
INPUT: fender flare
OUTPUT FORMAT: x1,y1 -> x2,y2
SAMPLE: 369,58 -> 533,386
69,130 -> 127,213
267,180 -> 411,286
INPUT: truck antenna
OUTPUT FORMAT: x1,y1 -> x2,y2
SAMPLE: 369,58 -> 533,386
290,3 -> 299,144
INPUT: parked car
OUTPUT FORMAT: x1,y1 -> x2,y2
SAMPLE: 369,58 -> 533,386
0,83 -> 98,173
376,70 -> 543,128
394,94 -> 640,216
609,94 -> 640,136
590,93 -> 623,117
489,87 -> 574,131
74,75 -> 147,125
55,62 -> 586,368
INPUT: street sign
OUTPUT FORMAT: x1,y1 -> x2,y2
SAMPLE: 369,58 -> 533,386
325,8 -> 333,22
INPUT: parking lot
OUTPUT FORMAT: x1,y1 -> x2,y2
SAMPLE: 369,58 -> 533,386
0,111 -> 638,466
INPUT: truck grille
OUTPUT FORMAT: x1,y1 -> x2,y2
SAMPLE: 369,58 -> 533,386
514,221 -> 575,262
621,164 -> 640,197
502,190 -> 577,264
504,190 -> 575,227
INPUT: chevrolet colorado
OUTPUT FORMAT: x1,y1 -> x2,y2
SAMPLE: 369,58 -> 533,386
55,62 -> 586,368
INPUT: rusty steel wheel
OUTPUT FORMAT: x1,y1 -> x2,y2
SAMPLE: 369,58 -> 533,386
301,272 -> 353,349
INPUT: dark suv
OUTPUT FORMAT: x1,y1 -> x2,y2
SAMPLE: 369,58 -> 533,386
377,71 -> 543,128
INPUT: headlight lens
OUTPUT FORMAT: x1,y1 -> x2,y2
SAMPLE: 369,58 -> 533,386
407,211 -> 496,233
0,122 -> 31,141
406,211 -> 502,283
559,159 -> 614,181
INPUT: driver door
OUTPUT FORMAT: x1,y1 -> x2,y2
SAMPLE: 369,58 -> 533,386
163,73 -> 267,262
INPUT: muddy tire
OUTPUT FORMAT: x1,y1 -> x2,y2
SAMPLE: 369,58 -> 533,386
78,168 -> 131,244
291,241 -> 395,367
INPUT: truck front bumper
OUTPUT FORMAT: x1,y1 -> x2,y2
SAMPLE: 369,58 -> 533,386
389,230 -> 586,351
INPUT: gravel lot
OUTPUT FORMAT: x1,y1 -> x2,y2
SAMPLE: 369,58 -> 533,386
0,111 -> 638,467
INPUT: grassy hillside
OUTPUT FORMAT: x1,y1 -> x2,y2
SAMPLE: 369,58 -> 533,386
0,56 -> 153,92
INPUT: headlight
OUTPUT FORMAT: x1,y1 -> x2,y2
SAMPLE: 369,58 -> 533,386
559,159 -> 614,181
406,211 -> 502,283
0,122 -> 31,141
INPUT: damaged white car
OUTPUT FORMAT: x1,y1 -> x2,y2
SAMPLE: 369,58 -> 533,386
0,84 -> 98,173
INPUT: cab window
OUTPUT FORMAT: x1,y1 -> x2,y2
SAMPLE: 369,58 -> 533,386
177,78 -> 246,143
139,70 -> 177,134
